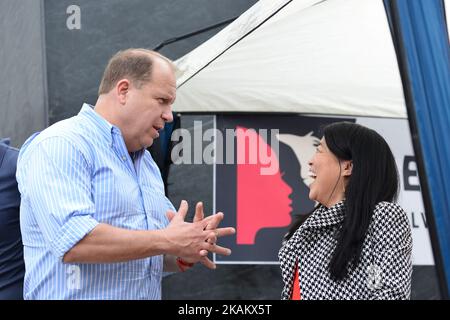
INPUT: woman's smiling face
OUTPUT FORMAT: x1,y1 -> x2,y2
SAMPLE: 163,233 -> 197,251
308,138 -> 347,207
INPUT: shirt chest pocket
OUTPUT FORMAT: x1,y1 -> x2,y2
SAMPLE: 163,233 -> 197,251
91,168 -> 146,228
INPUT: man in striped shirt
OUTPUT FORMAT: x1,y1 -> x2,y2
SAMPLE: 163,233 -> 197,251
16,49 -> 234,299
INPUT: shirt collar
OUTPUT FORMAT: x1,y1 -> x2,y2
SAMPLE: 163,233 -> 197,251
78,104 -> 148,163
78,103 -> 117,146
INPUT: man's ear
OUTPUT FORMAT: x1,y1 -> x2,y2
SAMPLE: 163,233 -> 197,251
116,79 -> 130,105
341,160 -> 353,177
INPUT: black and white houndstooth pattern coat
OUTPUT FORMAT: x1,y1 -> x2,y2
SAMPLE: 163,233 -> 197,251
278,201 -> 412,300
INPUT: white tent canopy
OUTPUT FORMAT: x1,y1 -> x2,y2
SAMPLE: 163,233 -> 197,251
173,0 -> 409,118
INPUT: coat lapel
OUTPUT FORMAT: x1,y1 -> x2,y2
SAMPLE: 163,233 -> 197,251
279,201 -> 346,299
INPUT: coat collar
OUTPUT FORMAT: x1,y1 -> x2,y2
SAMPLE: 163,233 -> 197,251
302,200 -> 346,230
278,200 -> 346,299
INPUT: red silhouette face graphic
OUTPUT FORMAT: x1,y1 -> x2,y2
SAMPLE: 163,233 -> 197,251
236,127 -> 293,245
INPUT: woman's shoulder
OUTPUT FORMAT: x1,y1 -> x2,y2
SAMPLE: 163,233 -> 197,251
374,201 -> 405,212
370,202 -> 412,250
372,201 -> 410,227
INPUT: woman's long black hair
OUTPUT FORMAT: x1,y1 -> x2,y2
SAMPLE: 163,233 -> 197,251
284,122 -> 400,281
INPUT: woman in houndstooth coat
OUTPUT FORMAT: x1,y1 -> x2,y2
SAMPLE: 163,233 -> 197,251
279,122 -> 412,300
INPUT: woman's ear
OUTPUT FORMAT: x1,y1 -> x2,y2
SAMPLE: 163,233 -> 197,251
342,160 -> 353,177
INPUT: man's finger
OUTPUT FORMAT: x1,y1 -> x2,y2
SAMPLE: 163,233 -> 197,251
207,244 -> 232,256
176,200 -> 189,221
201,212 -> 224,229
199,256 -> 216,270
214,227 -> 236,238
193,202 -> 204,223
200,213 -> 218,225
206,232 -> 217,244
166,211 -> 176,222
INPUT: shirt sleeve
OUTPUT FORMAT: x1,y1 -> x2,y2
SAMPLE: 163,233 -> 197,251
369,202 -> 413,300
23,137 -> 99,261
162,196 -> 176,227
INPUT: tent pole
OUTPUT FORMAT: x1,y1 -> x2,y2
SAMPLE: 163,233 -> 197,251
383,0 -> 450,299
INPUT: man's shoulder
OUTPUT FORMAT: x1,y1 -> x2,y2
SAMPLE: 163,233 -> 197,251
39,116 -> 86,140
19,117 -> 94,164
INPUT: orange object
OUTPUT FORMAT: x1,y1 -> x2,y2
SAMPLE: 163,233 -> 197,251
291,262 -> 301,300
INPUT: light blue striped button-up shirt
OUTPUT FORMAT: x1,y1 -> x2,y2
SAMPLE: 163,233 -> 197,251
16,104 -> 175,300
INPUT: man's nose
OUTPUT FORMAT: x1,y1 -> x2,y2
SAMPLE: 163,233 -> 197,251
162,110 -> 174,123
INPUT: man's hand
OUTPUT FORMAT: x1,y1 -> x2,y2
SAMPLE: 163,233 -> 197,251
165,201 -> 235,269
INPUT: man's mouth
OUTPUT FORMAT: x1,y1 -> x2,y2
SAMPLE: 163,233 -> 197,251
152,125 -> 163,138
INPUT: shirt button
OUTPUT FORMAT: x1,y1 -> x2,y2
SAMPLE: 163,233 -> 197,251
122,156 -> 127,161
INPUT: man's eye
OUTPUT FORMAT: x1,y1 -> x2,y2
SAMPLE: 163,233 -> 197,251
158,98 -> 166,104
